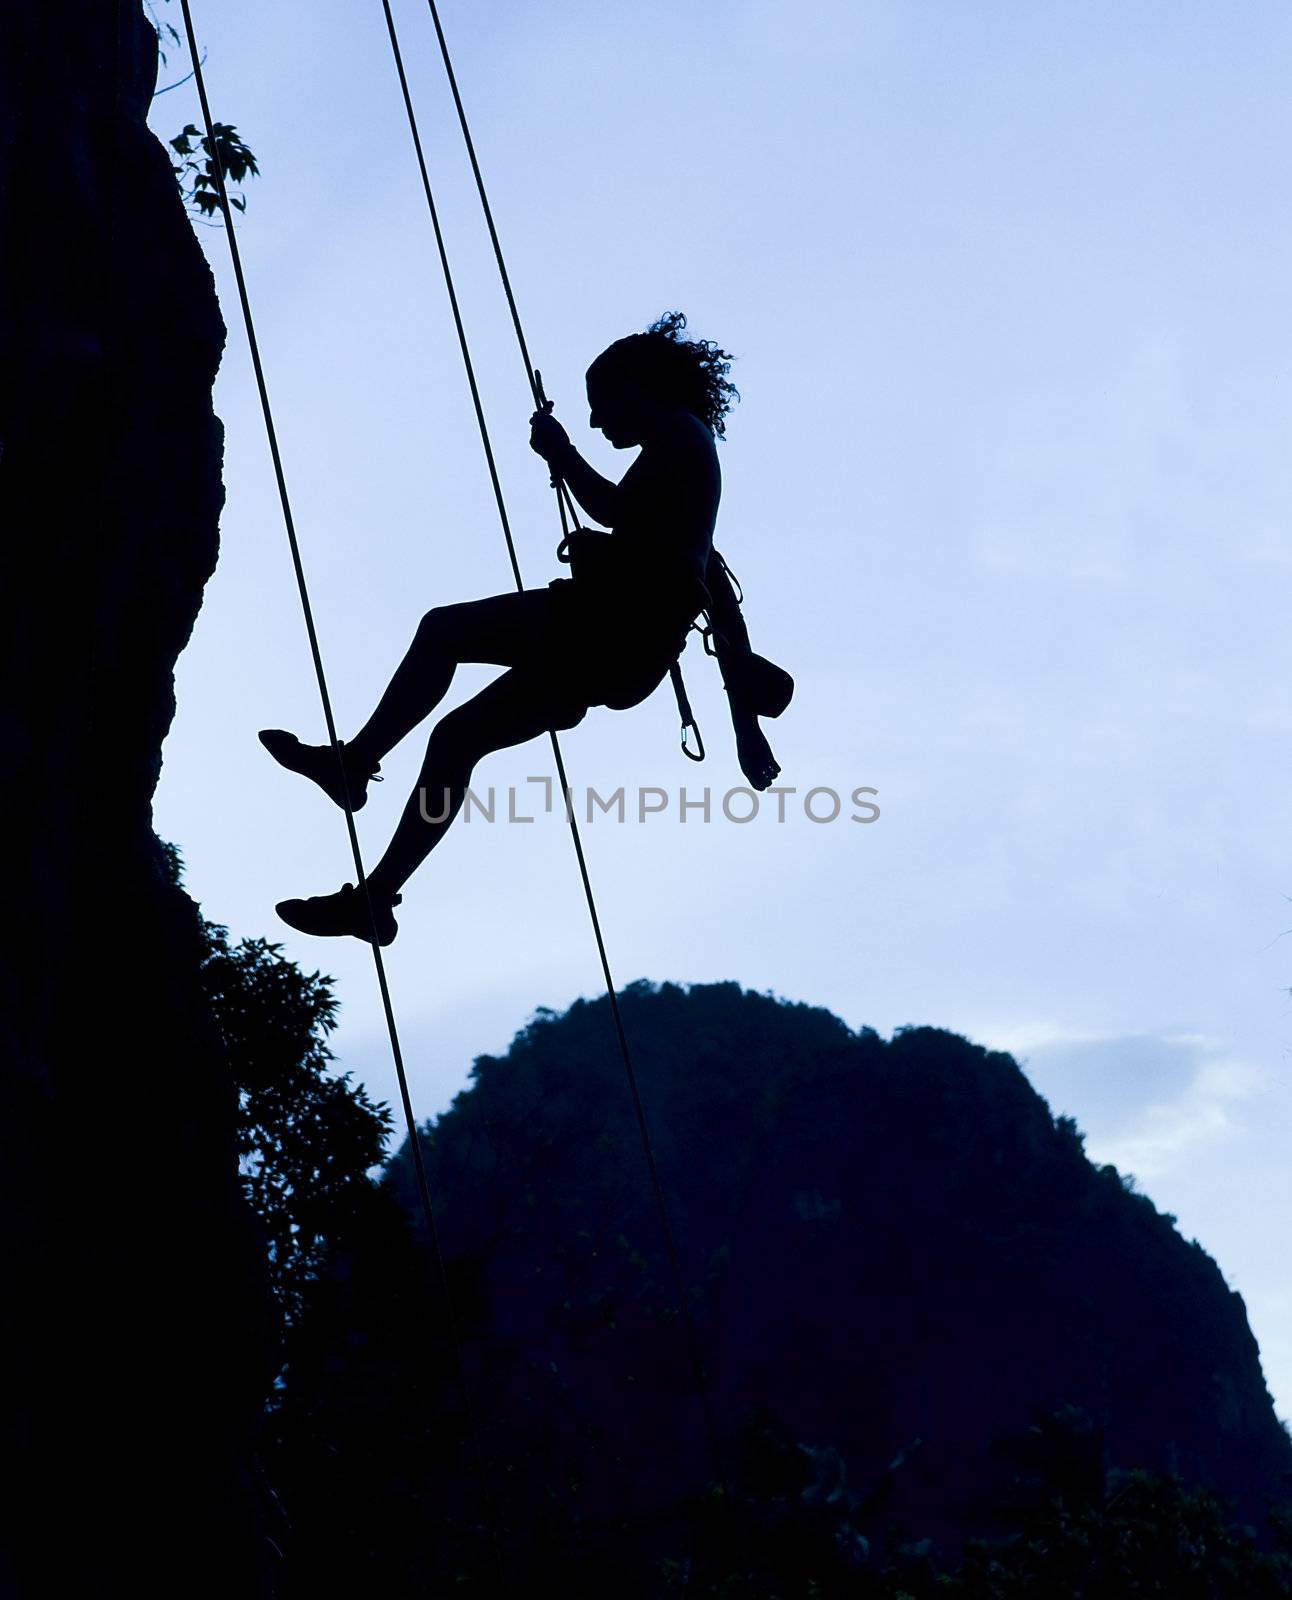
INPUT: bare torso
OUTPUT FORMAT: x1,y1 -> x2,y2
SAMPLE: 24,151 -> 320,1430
611,409 -> 721,599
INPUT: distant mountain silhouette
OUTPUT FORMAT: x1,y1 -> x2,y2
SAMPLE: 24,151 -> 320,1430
373,981 -> 1289,1575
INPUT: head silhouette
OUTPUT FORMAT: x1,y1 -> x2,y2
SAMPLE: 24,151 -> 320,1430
586,311 -> 740,448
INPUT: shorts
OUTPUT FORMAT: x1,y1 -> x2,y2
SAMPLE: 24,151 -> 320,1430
540,575 -> 696,713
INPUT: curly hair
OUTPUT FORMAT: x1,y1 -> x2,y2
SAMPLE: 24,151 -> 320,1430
589,310 -> 741,438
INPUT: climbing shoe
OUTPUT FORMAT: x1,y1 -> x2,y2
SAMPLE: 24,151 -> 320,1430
259,729 -> 383,812
275,881 -> 403,947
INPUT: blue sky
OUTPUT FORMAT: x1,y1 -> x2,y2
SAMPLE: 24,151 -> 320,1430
149,0 -> 1292,1420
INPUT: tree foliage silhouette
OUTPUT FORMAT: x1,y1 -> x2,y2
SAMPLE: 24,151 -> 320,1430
201,920 -> 391,1327
145,0 -> 260,221
161,841 -> 391,1329
168,122 -> 259,220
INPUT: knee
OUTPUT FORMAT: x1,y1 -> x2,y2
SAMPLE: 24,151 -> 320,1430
427,701 -> 481,767
549,698 -> 588,733
416,604 -> 451,644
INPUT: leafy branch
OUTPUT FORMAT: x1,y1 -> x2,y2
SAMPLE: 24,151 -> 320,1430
169,122 -> 259,222
146,0 -> 260,224
144,0 -> 181,64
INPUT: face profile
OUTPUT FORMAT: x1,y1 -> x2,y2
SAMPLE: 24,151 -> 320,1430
586,363 -> 644,448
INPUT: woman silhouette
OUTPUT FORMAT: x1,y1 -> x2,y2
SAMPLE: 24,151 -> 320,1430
261,312 -> 782,946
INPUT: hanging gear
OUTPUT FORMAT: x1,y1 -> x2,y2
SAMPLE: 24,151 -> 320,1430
552,523 -> 793,761
669,656 -> 705,761
670,552 -> 796,760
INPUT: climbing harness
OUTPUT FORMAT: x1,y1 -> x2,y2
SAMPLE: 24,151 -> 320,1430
553,520 -> 708,753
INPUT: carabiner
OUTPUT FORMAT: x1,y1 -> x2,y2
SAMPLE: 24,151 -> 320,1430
681,718 -> 706,762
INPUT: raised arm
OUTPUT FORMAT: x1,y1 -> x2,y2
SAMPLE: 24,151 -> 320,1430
529,410 -> 619,527
556,445 -> 620,527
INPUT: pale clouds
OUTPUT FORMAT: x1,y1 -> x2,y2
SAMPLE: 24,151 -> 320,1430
1012,1028 -> 1268,1182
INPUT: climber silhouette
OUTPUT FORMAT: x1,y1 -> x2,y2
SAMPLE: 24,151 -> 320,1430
261,313 -> 785,946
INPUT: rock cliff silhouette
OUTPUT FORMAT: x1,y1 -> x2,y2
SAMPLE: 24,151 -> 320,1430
1,5 -> 274,1592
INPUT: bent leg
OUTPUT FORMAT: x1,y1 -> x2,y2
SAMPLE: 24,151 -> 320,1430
365,667 -> 586,901
348,587 -> 555,770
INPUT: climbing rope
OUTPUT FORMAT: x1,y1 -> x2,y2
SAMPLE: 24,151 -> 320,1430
174,0 -> 715,1466
381,0 -> 717,1445
173,2 -> 503,1552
